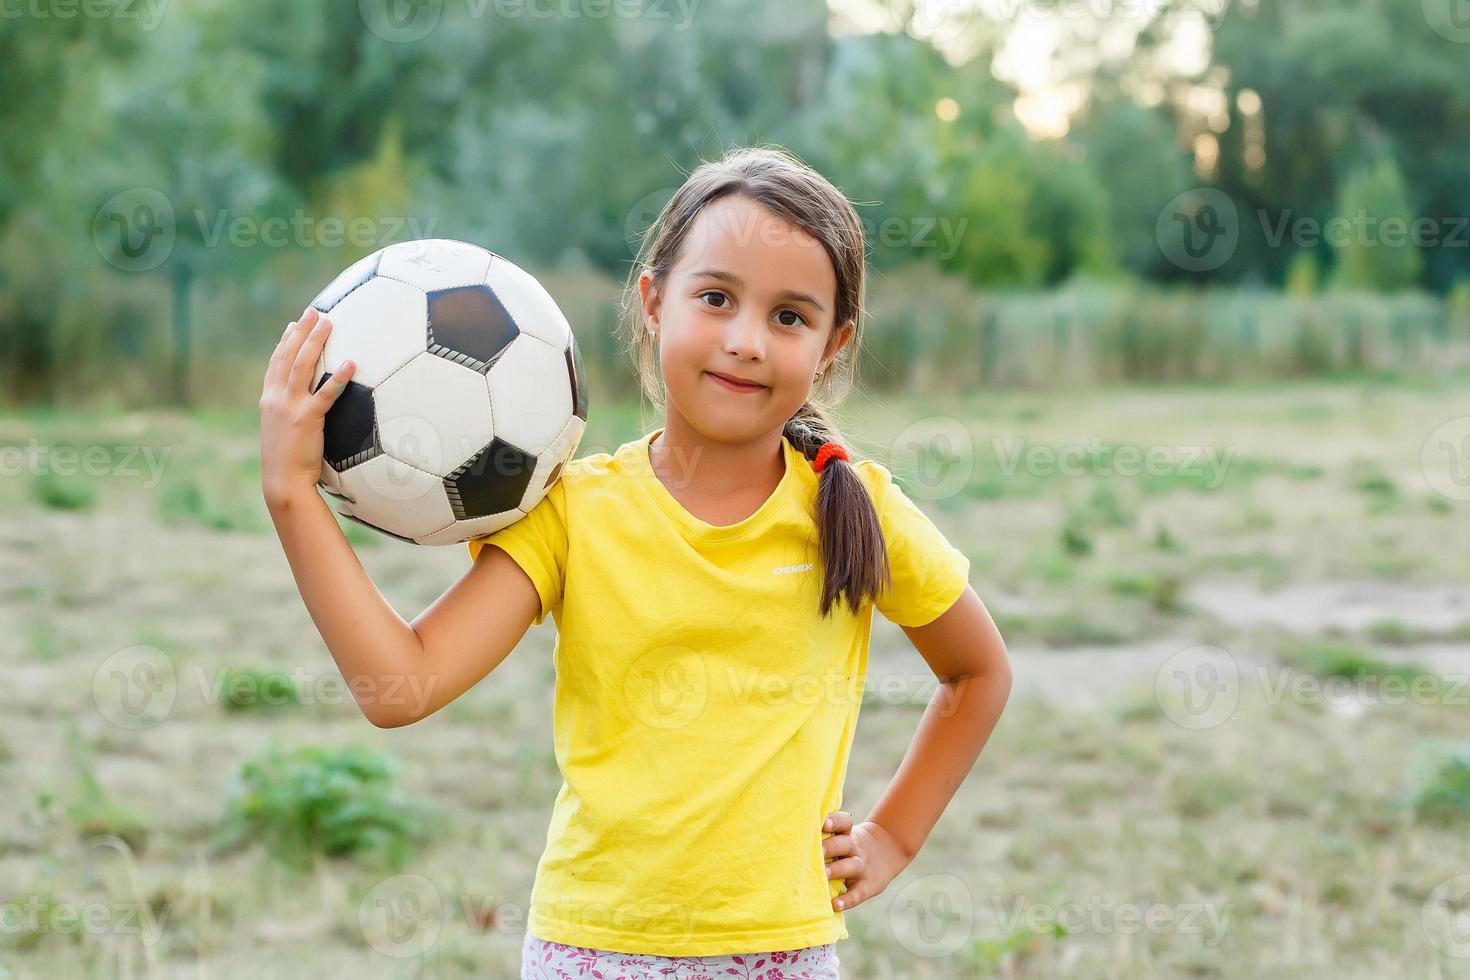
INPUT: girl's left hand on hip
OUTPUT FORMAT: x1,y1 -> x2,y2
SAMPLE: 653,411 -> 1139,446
821,810 -> 910,912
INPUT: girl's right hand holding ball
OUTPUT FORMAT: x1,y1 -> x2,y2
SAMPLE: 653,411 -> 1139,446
258,307 -> 356,509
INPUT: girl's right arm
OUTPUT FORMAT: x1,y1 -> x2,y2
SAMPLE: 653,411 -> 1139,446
260,307 -> 542,729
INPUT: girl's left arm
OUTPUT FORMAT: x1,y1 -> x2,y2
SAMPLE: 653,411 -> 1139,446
822,584 -> 1012,910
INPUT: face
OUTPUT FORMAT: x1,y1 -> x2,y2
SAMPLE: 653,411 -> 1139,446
638,194 -> 855,446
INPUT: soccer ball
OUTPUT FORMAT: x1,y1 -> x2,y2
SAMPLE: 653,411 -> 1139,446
306,239 -> 588,545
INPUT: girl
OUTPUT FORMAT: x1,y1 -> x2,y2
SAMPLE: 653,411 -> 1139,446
259,145 -> 1012,979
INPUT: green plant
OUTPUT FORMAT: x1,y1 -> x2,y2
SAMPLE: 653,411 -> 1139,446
31,470 -> 97,511
1413,745 -> 1470,825
1060,519 -> 1092,557
55,723 -> 147,853
213,742 -> 435,872
1365,619 -> 1413,644
963,878 -> 1071,972
1106,571 -> 1184,612
1152,523 -> 1181,552
218,667 -> 302,712
0,889 -> 80,952
1277,641 -> 1428,684
1083,482 -> 1134,527
156,468 -> 269,533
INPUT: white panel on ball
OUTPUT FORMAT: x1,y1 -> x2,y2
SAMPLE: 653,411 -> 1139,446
415,507 -> 525,546
320,278 -> 429,388
337,454 -> 457,539
374,352 -> 495,477
487,335 -> 574,456
483,256 -> 572,349
519,414 -> 586,512
318,458 -> 346,496
378,239 -> 495,293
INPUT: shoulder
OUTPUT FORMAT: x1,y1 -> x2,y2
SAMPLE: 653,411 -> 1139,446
541,433 -> 647,500
852,456 -> 898,505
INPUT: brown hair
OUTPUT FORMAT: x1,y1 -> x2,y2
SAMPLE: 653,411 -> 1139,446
617,144 -> 891,618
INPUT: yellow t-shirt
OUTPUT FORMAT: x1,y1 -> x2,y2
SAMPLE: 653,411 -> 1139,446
466,426 -> 971,956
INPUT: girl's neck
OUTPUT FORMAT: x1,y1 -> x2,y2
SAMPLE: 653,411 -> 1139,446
650,411 -> 785,499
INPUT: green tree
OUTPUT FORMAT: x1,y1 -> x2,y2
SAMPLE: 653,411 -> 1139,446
1073,99 -> 1193,279
1331,156 -> 1422,292
101,13 -> 282,404
1205,0 -> 1468,290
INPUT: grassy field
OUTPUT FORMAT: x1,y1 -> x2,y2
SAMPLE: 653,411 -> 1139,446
2,376 -> 1470,978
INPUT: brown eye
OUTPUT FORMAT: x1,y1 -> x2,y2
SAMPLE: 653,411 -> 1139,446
699,291 -> 729,309
777,309 -> 806,327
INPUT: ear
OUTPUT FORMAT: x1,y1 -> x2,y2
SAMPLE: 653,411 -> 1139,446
637,269 -> 660,337
819,319 -> 855,373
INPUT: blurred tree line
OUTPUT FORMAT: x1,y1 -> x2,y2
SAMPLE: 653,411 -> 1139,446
0,0 -> 1466,404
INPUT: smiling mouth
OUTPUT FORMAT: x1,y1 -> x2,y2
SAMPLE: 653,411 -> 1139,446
706,371 -> 767,392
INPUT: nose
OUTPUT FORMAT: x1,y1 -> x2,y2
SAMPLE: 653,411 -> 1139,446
723,308 -> 766,361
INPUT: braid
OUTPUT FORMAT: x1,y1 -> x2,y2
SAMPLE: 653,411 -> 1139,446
783,409 -> 892,617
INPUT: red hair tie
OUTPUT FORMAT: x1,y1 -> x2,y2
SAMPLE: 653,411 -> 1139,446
812,441 -> 849,474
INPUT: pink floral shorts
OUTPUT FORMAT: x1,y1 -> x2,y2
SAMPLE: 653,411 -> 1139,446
520,931 -> 841,979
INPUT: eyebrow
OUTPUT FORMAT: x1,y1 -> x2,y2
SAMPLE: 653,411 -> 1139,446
688,268 -> 828,314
